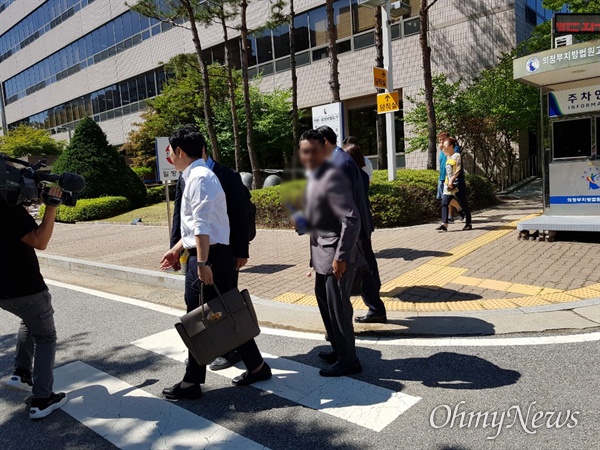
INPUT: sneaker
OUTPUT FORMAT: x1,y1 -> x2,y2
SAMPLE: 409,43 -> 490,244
5,368 -> 33,392
29,392 -> 68,420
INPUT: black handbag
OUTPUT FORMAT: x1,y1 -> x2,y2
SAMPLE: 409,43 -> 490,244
175,283 -> 260,367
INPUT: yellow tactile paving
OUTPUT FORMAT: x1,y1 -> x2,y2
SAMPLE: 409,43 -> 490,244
273,292 -> 308,304
506,283 -> 544,296
477,279 -> 514,291
479,298 -> 520,310
267,213 -> 595,313
452,276 -> 484,287
446,300 -> 486,311
567,287 -> 600,299
538,292 -> 582,303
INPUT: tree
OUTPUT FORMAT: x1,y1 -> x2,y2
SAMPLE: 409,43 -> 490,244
122,54 -> 296,171
269,0 -> 300,171
239,0 -> 262,188
0,125 -> 64,158
54,117 -> 146,207
198,1 -> 243,171
419,0 -> 440,170
130,0 -> 221,162
374,5 -> 386,169
326,0 -> 341,102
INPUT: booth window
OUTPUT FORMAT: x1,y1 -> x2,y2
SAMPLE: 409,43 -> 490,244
552,118 -> 592,159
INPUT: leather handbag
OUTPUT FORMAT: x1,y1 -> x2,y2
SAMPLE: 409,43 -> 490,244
175,283 -> 260,367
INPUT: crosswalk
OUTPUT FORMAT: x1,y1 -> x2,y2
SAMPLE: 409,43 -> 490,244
45,327 -> 422,449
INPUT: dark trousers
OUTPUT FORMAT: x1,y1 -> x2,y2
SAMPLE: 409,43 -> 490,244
455,179 -> 472,225
0,290 -> 56,398
315,265 -> 358,367
183,247 -> 263,384
358,238 -> 386,316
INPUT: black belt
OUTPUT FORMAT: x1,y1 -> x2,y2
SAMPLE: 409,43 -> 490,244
187,244 -> 226,257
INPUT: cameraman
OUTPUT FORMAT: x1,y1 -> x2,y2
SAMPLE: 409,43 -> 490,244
0,186 -> 68,419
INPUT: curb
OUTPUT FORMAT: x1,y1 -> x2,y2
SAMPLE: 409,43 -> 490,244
40,254 -> 600,318
39,254 -> 184,291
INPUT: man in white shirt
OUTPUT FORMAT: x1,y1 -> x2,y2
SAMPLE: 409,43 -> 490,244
160,125 -> 271,400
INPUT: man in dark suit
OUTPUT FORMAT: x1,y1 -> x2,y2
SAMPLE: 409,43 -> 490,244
299,130 -> 362,377
170,140 -> 251,371
316,126 -> 387,324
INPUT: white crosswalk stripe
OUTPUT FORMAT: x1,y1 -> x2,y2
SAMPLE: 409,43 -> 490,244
53,361 -> 268,450
132,329 -> 421,432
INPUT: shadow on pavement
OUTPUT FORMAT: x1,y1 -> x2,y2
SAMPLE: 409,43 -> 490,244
241,264 -> 294,274
356,316 -> 495,337
375,248 -> 451,260
396,286 -> 483,302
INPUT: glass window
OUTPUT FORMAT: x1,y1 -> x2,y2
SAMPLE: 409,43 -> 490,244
130,12 -> 143,35
246,35 -> 258,66
122,12 -> 133,39
156,69 -> 167,92
335,0 -> 352,40
212,43 -> 225,63
129,79 -> 138,103
98,25 -> 108,51
312,47 -> 327,61
114,16 -> 124,43
104,87 -> 114,111
256,29 -> 273,64
391,23 -> 401,40
146,72 -> 156,98
309,6 -> 328,48
258,62 -> 273,76
229,38 -> 241,69
105,22 -> 116,47
275,56 -> 291,72
352,1 -> 376,34
97,89 -> 107,113
120,81 -> 130,105
137,76 -> 148,100
403,18 -> 420,36
273,24 -> 290,59
337,39 -> 351,54
354,30 -> 374,49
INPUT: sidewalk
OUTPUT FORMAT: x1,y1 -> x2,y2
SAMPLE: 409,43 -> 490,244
40,179 -> 600,336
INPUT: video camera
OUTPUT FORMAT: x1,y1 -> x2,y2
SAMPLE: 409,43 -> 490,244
0,154 -> 85,207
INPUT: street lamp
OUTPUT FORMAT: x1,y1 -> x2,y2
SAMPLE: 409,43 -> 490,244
358,0 -> 408,181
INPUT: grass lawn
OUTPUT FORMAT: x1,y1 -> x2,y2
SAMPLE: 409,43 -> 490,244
102,201 -> 175,224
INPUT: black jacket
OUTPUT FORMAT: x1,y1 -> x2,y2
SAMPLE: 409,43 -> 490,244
170,161 -> 250,258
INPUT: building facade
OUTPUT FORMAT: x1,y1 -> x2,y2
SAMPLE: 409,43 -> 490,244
0,0 -> 554,168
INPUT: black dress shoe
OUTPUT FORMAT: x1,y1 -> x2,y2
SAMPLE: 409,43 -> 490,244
162,382 -> 203,400
462,224 -> 472,231
318,350 -> 338,364
435,224 -> 448,231
232,363 -> 272,386
355,314 -> 387,324
319,362 -> 362,377
210,351 -> 242,371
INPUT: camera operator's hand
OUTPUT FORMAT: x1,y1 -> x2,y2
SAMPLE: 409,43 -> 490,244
160,249 -> 181,271
43,186 -> 63,208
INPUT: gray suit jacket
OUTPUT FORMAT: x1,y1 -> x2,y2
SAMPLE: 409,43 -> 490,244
305,162 -> 361,276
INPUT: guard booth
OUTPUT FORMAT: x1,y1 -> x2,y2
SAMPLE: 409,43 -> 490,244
513,38 -> 600,239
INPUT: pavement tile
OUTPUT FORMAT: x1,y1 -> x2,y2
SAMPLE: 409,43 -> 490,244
538,292 -> 582,303
509,296 -> 552,307
506,283 -> 544,295
446,300 -> 485,311
477,279 -> 513,291
479,298 -> 520,310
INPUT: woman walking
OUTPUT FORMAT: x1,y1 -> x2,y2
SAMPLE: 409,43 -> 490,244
437,137 -> 472,231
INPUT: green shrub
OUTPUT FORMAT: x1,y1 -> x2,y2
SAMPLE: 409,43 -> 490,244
53,117 -> 147,208
145,184 -> 177,205
251,169 -> 497,229
132,166 -> 155,180
40,196 -> 131,223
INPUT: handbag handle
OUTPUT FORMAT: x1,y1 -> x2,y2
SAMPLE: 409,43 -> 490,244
199,282 -> 235,322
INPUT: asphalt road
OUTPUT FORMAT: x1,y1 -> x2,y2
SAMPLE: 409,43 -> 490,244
0,283 -> 598,450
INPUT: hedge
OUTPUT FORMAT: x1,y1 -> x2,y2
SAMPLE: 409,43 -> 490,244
40,196 -> 131,223
251,169 -> 498,229
145,184 -> 177,205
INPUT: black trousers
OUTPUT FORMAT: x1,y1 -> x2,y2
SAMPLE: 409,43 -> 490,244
358,238 -> 386,316
315,265 -> 359,367
455,179 -> 472,225
183,248 -> 263,384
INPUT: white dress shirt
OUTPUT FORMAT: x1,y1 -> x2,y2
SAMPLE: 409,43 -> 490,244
363,157 -> 373,181
180,159 -> 230,249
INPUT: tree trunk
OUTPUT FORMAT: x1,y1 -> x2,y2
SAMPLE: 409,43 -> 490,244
325,0 -> 340,103
420,0 -> 437,170
220,14 -> 242,172
374,5 -> 386,170
182,0 -> 220,162
240,0 -> 262,189
289,0 -> 300,175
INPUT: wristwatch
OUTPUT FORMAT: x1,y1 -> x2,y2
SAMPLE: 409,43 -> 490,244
197,261 -> 208,268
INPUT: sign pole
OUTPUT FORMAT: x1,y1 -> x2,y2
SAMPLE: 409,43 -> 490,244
382,3 -> 397,181
165,180 -> 172,239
